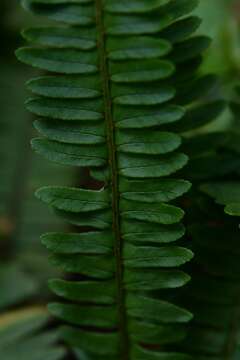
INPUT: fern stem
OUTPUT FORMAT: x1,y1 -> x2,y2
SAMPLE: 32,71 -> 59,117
95,1 -> 129,358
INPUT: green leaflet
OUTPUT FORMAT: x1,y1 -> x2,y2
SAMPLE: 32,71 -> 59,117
169,36 -> 211,64
41,231 -> 113,254
120,178 -> 191,202
160,16 -> 201,43
16,48 -> 98,74
118,152 -> 188,178
22,26 -> 96,49
108,36 -> 171,61
36,186 -> 110,212
112,82 -> 175,99
51,253 -> 114,279
201,182 -> 240,216
176,74 -> 218,105
34,119 -> 105,145
105,0 -> 198,35
111,59 -> 175,83
54,208 -> 112,229
49,279 -> 116,304
27,98 -> 103,121
49,302 -> 117,328
114,87 -> 174,105
120,200 -> 184,225
123,244 -> 193,268
22,2 -> 95,25
115,105 -> 184,129
171,100 -> 226,133
32,139 -> 107,167
201,182 -> 240,206
126,294 -> 193,323
124,269 -> 190,290
105,0 -> 171,14
27,75 -> 101,99
225,203 -> 240,216
106,14 -> 171,36
122,221 -> 185,244
18,0 -> 205,358
129,320 -> 187,345
173,56 -> 202,83
116,130 -> 181,155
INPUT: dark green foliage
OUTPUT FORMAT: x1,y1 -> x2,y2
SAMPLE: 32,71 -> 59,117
176,87 -> 240,359
16,0 -> 240,359
200,90 -> 240,217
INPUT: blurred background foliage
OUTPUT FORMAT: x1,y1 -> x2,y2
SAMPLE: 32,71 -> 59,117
195,0 -> 240,130
0,1 -> 75,355
196,0 -> 239,77
0,0 -> 240,358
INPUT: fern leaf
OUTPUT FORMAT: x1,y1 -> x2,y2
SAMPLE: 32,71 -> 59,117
16,0 -> 211,358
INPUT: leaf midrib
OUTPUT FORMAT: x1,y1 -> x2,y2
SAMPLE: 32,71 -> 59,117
95,1 -> 129,359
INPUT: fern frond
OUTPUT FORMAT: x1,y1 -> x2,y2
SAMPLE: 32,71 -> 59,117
17,0 -> 212,358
